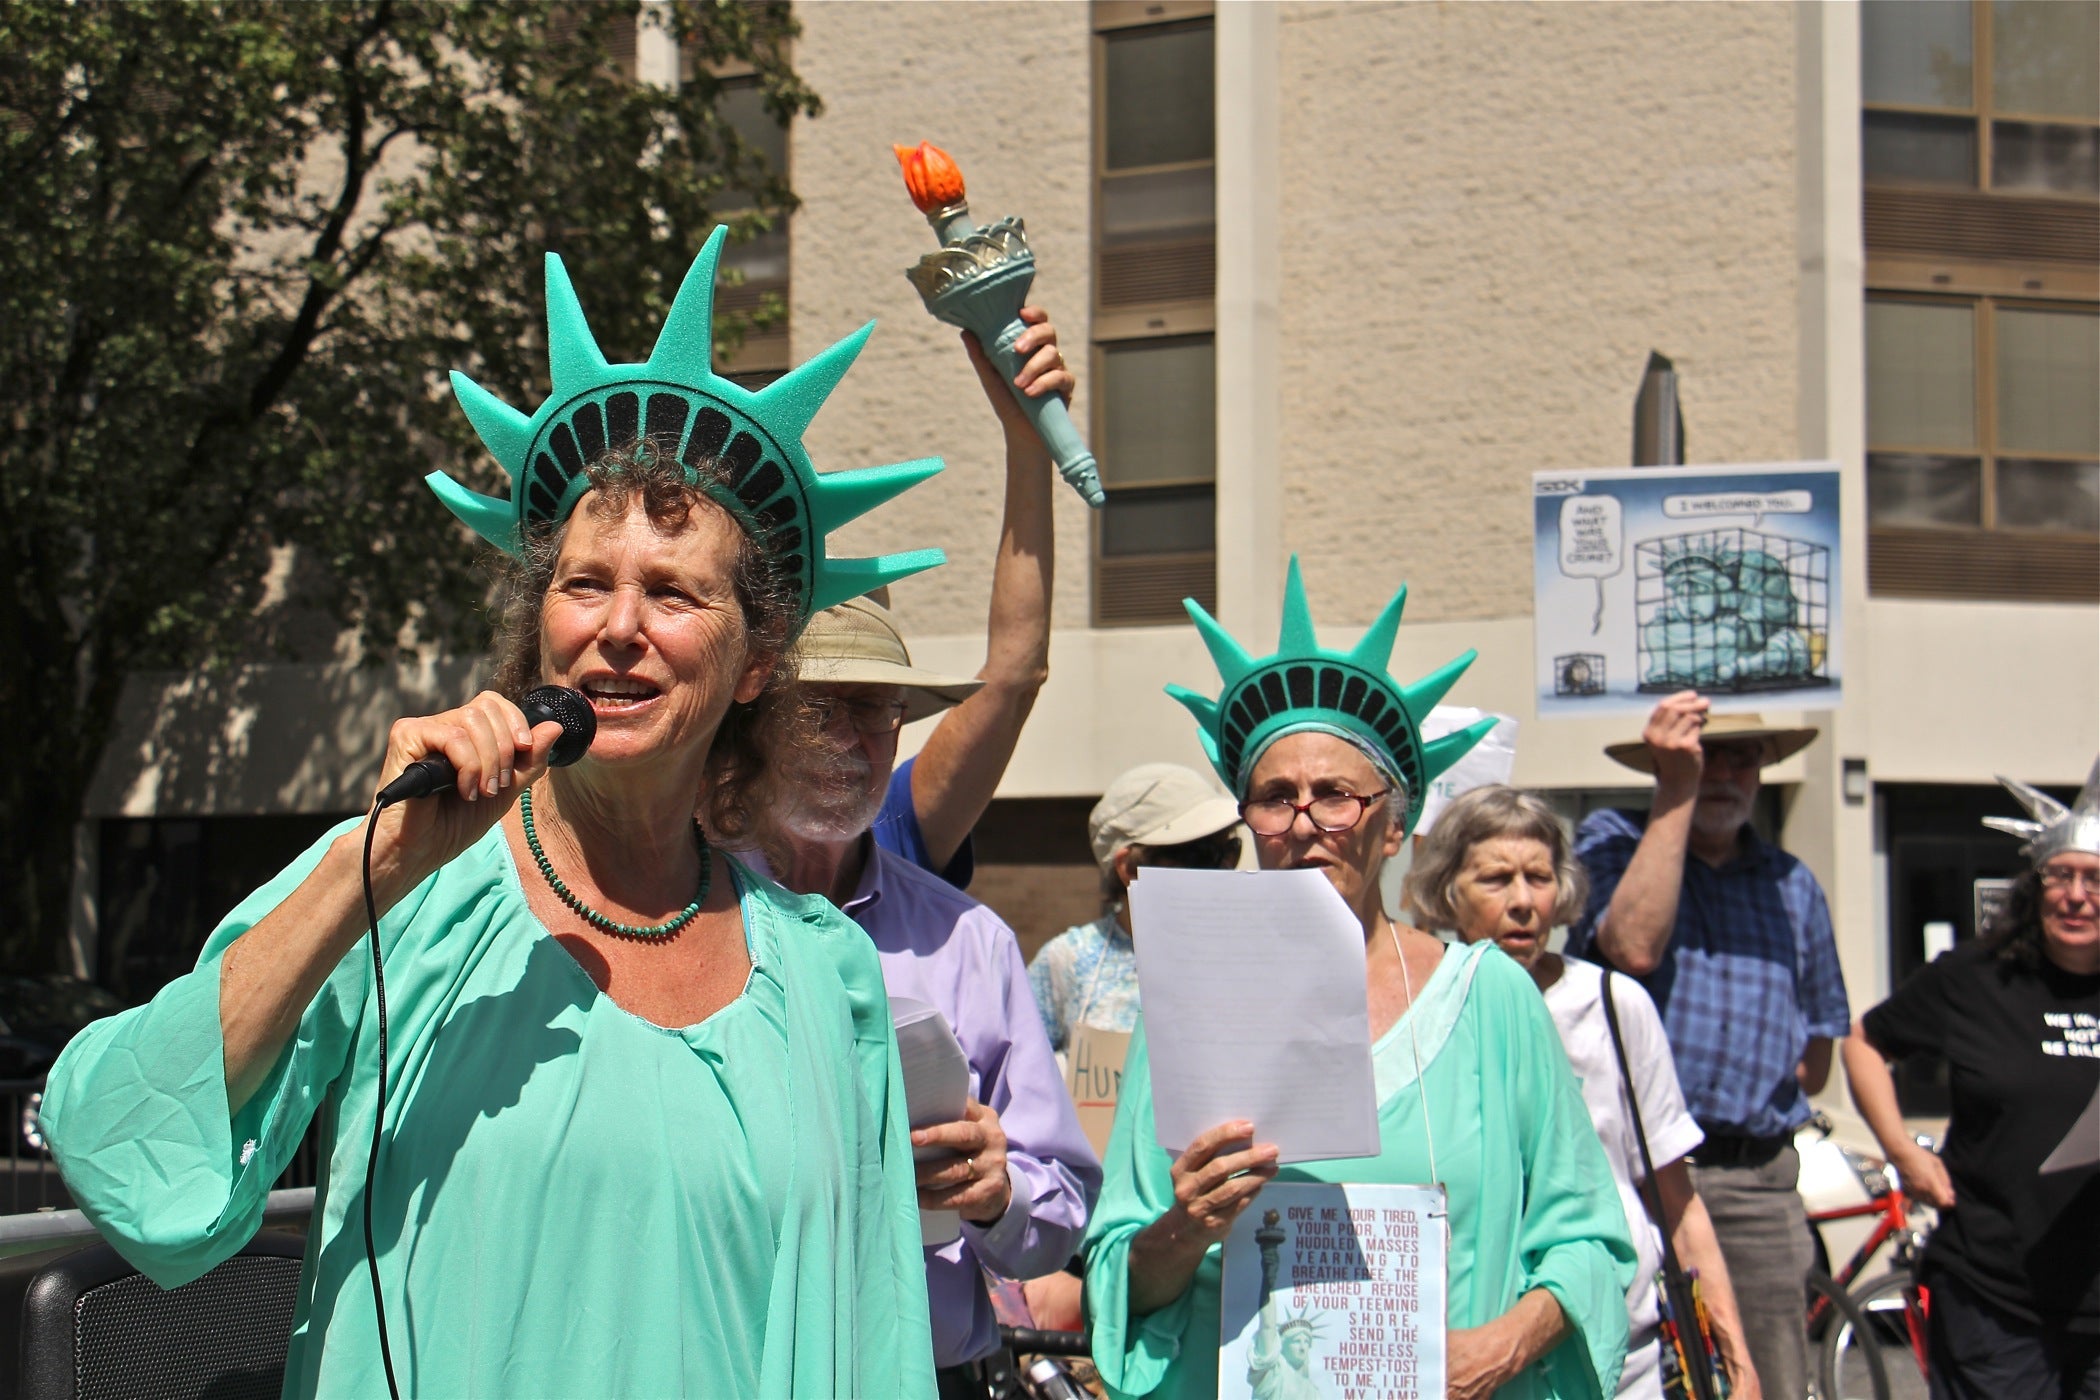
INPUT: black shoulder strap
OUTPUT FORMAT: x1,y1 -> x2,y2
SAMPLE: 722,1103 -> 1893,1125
1600,973 -> 1691,1284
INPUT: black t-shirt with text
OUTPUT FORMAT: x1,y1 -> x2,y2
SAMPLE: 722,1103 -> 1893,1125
1862,938 -> 2100,1331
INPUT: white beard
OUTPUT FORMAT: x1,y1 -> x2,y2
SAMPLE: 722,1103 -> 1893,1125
1692,788 -> 1754,840
778,751 -> 887,844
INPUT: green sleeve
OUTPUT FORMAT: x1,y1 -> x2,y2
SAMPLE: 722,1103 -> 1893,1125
40,819 -> 369,1288
1497,961 -> 1637,1400
1082,1018 -> 1206,1399
837,901 -> 938,1399
745,875 -> 935,1399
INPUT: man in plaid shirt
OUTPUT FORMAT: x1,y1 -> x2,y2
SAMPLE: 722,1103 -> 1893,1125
1566,690 -> 1850,1400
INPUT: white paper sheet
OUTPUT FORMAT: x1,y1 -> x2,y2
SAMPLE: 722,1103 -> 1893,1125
1128,867 -> 1380,1164
893,997 -> 971,1244
2040,1076 -> 2100,1175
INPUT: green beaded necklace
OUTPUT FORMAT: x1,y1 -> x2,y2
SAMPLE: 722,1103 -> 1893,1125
519,786 -> 710,940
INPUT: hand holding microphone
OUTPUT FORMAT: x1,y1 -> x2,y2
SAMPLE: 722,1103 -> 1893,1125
377,685 -> 596,807
364,686 -> 596,906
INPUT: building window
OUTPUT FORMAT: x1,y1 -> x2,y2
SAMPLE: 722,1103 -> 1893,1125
709,73 -> 792,386
1863,0 -> 2098,195
1092,4 -> 1216,626
1860,1 -> 2098,601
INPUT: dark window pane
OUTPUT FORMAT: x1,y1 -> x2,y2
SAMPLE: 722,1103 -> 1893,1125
1101,485 -> 1215,556
1100,337 -> 1215,488
720,226 -> 788,284
1104,24 -> 1214,170
1863,0 -> 1974,108
1864,111 -> 1980,185
1868,453 -> 1983,526
712,79 -> 790,211
1101,166 -> 1215,248
1997,459 -> 2100,532
1992,120 -> 2100,194
1992,0 -> 2099,120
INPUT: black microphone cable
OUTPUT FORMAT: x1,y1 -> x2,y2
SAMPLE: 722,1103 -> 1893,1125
349,688 -> 591,1400
360,798 -> 404,1400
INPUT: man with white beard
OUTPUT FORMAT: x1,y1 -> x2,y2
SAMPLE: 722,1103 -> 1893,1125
767,596 -> 1100,1398
1565,692 -> 1850,1400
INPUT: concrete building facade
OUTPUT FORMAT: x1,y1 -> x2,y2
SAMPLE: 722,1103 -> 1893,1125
84,1 -> 2098,1121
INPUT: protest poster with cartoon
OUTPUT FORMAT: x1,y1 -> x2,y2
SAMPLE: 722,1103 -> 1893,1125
1532,463 -> 1842,718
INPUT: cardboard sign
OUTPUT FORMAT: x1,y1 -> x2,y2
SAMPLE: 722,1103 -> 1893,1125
1217,1182 -> 1449,1400
1064,1024 -> 1130,1159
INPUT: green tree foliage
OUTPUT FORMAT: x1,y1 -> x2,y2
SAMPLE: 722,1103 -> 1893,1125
0,1 -> 818,971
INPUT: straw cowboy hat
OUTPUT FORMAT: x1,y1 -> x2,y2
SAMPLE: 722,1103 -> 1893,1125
1604,711 -> 1820,774
795,596 -> 983,724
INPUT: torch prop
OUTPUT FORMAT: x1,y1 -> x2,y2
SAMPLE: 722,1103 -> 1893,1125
895,141 -> 1104,509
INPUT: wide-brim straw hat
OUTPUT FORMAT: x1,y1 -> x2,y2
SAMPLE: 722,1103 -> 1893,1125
795,596 -> 983,724
1605,711 -> 1820,774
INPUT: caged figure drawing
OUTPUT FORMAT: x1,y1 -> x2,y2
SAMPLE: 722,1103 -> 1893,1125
1635,529 -> 1831,693
1555,652 -> 1606,698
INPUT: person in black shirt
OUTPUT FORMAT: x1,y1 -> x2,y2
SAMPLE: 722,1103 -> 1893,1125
1842,759 -> 2100,1400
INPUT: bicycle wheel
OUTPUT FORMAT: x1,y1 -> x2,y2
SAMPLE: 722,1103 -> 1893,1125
1809,1269 -> 1889,1400
1828,1271 -> 1929,1400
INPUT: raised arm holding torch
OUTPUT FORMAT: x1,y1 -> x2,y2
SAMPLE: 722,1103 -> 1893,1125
895,140 -> 1104,508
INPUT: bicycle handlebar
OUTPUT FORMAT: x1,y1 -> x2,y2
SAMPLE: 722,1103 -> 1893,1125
998,1325 -> 1091,1357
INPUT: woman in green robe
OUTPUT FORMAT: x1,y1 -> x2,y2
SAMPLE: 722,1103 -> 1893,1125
41,239 -> 942,1398
1085,560 -> 1636,1400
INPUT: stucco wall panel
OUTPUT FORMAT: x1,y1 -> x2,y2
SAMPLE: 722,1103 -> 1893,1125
792,0 -> 1095,641
1276,1 -> 1800,623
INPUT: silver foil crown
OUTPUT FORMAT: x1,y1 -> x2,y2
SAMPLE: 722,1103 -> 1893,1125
1983,755 -> 2100,864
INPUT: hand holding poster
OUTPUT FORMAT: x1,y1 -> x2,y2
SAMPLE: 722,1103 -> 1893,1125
1217,1183 -> 1448,1400
1532,462 -> 1842,717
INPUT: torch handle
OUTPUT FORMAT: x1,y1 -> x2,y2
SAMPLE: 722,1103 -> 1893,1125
987,319 -> 1105,509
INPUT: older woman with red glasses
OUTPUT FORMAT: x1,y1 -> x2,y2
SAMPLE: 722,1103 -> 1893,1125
1842,759 -> 2100,1400
1082,561 -> 1635,1400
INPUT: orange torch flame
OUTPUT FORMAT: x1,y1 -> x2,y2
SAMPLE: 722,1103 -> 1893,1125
894,141 -> 966,214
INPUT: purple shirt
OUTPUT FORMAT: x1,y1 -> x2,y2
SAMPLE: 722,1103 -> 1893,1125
843,843 -> 1101,1366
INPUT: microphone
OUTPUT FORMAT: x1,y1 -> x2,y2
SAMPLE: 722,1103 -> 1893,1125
374,685 -> 597,807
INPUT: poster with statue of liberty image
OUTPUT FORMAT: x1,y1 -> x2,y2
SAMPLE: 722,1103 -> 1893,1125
1532,463 -> 1842,718
1216,1183 -> 1447,1400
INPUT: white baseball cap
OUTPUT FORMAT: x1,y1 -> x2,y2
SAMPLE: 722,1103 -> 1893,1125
1088,763 -> 1242,870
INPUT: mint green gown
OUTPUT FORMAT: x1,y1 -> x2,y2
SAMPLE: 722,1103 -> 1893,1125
41,822 -> 934,1399
1084,941 -> 1635,1400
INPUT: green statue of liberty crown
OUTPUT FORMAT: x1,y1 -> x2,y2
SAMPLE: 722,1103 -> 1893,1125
427,226 -> 944,625
1167,557 -> 1497,838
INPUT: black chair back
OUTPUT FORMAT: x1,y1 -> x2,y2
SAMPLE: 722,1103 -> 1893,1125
0,1231 -> 306,1400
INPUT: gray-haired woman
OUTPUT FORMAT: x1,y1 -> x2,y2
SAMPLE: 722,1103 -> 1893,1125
1408,785 -> 1760,1400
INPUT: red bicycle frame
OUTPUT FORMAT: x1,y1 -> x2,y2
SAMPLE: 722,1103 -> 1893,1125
1807,1184 -> 1931,1375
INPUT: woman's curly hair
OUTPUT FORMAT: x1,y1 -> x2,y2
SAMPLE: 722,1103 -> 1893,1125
1402,784 -> 1589,934
1980,866 -> 2047,970
486,440 -> 820,849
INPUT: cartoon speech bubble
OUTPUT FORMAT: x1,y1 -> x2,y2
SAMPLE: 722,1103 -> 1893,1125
1558,495 -> 1622,635
1662,489 -> 1812,529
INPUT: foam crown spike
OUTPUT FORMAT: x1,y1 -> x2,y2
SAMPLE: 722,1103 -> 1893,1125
1166,556 -> 1495,838
426,226 -> 945,626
